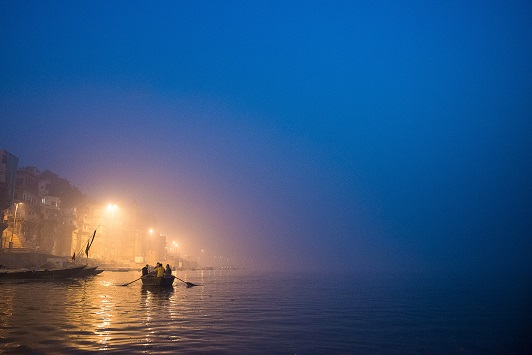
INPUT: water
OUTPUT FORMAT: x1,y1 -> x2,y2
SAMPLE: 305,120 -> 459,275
0,270 -> 530,354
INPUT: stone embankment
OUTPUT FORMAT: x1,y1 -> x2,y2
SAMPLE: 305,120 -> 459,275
0,251 -> 58,269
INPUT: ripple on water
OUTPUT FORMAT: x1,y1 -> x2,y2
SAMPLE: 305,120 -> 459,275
1,271 -> 530,353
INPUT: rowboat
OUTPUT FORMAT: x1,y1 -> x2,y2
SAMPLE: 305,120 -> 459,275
141,275 -> 175,287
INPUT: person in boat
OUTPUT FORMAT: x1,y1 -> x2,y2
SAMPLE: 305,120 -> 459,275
156,262 -> 164,278
142,264 -> 149,277
164,264 -> 172,275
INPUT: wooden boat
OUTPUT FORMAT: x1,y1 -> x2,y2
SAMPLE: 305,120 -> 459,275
0,269 -> 36,279
32,265 -> 87,279
92,269 -> 104,275
141,275 -> 175,287
74,265 -> 104,277
0,265 -> 87,279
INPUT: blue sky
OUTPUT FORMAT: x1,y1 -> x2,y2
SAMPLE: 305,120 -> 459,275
1,1 -> 531,273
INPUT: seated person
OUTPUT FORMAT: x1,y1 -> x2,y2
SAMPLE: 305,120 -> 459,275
156,262 -> 164,278
142,264 -> 149,276
165,264 -> 172,275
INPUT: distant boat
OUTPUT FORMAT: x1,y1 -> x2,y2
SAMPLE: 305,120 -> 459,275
103,267 -> 133,272
141,275 -> 175,287
0,265 -> 88,280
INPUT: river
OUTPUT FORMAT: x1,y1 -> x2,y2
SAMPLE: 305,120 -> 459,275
0,270 -> 530,353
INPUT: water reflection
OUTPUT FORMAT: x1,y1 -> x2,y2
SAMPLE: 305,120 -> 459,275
141,285 -> 175,300
6,271 -> 516,353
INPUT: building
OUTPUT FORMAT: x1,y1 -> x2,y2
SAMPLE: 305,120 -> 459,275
0,150 -> 19,248
0,150 -> 19,211
4,166 -> 78,255
14,166 -> 40,205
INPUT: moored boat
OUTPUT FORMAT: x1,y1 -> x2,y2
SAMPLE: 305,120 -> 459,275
74,265 -> 104,277
0,265 -> 88,280
0,269 -> 36,279
141,275 -> 175,287
32,264 -> 87,279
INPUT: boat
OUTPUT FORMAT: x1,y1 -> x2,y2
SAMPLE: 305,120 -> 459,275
141,275 -> 175,287
32,264 -> 87,279
74,265 -> 104,277
0,265 -> 87,280
0,269 -> 36,279
104,267 -> 133,272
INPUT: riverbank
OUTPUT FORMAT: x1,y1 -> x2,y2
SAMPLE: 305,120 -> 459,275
0,251 -> 134,270
0,251 -> 57,269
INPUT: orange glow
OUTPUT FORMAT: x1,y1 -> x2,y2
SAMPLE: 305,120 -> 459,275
107,204 -> 117,211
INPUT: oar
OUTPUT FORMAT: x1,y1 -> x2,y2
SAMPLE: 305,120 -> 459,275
118,276 -> 143,286
175,276 -> 199,287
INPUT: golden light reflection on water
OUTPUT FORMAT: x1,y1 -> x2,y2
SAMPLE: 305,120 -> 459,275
96,294 -> 114,351
0,270 -> 246,352
142,287 -> 155,347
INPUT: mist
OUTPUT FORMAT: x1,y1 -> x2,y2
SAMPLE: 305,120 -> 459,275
1,1 -> 531,276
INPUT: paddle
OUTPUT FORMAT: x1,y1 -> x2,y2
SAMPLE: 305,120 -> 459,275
118,276 -> 143,286
175,276 -> 199,287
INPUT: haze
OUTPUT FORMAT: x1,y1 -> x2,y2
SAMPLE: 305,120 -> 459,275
1,1 -> 531,274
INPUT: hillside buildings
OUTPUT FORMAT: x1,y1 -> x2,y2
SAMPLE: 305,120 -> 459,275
0,149 -> 170,266
0,150 -> 19,247
0,150 -> 19,211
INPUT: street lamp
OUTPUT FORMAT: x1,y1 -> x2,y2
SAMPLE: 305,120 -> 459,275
10,202 -> 21,247
172,241 -> 178,255
107,203 -> 117,217
107,204 -> 117,260
107,204 -> 117,231
145,228 -> 154,262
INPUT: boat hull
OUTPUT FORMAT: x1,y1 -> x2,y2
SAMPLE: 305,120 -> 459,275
0,270 -> 36,279
0,265 -> 88,279
33,265 -> 87,279
141,275 -> 175,287
74,266 -> 104,277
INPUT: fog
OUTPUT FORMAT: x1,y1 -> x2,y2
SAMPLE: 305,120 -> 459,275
1,1 -> 531,275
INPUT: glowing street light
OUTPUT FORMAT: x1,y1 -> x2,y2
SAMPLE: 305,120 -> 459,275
169,241 -> 179,255
10,202 -> 22,246
106,204 -> 118,232
106,204 -> 118,260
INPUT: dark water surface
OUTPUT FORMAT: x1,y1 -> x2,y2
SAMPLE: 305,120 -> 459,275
0,270 -> 530,354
